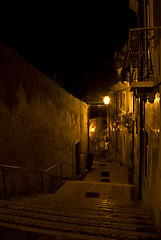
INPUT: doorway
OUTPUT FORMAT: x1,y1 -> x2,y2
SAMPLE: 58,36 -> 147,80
122,134 -> 126,165
75,142 -> 80,176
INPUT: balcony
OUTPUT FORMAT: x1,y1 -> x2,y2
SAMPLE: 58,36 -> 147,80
130,80 -> 156,101
128,27 -> 161,101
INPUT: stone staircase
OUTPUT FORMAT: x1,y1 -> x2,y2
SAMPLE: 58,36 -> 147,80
0,181 -> 160,239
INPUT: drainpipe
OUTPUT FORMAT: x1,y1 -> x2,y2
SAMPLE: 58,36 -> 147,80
138,4 -> 145,198
109,104 -> 111,142
87,104 -> 90,169
139,96 -> 145,200
132,120 -> 135,174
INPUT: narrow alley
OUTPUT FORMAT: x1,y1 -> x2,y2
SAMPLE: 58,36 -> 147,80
0,156 -> 160,240
1,1 -> 161,239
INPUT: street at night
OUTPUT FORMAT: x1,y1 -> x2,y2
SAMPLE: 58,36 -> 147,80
0,0 -> 161,239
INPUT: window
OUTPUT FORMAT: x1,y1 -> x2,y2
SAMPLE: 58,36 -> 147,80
129,92 -> 134,113
122,92 -> 126,111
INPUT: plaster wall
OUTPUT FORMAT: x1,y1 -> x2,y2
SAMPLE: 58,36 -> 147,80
142,95 -> 161,230
0,42 -> 88,197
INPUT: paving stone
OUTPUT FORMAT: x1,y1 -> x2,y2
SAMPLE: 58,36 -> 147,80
0,160 -> 160,239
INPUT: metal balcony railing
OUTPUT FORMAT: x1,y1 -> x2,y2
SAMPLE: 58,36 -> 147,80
128,26 -> 161,83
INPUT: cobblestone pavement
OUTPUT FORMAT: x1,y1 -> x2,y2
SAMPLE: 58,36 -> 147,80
0,158 -> 161,239
83,157 -> 130,184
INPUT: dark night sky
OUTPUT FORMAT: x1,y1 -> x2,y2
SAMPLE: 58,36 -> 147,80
0,1 -> 136,101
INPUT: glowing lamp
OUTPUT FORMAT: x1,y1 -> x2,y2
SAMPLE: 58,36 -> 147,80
154,93 -> 160,103
103,96 -> 110,105
90,126 -> 95,133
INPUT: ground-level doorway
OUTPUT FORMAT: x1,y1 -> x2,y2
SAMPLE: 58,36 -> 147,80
75,142 -> 80,176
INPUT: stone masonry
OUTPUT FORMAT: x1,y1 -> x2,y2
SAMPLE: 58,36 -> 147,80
0,42 -> 88,197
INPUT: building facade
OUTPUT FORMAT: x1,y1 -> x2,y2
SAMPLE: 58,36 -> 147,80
111,0 -> 161,230
108,82 -> 134,171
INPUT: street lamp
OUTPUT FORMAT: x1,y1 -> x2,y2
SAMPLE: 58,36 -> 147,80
103,96 -> 111,141
103,96 -> 110,105
89,126 -> 95,133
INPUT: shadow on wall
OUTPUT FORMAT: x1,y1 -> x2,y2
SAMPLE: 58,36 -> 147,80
0,42 -> 88,198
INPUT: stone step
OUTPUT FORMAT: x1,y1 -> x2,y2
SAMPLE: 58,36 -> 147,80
17,196 -> 144,209
0,195 -> 146,213
0,181 -> 160,239
0,207 -> 156,232
0,200 -> 148,219
0,201 -> 152,223
0,222 -> 136,240
0,206 -> 154,230
0,213 -> 160,239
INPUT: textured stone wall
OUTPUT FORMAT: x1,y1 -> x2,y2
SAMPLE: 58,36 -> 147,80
0,42 -> 88,196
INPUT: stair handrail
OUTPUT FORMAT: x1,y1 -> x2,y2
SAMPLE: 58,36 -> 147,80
0,162 -> 76,200
44,162 -> 76,173
0,164 -> 42,173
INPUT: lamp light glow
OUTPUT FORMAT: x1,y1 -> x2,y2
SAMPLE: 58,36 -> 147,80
104,96 -> 110,105
154,93 -> 160,103
90,126 -> 95,133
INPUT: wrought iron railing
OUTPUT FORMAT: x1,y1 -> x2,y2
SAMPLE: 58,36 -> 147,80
0,162 -> 76,200
128,27 -> 161,83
